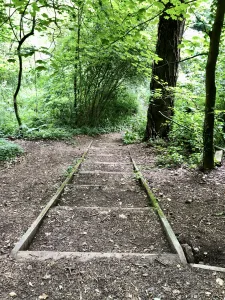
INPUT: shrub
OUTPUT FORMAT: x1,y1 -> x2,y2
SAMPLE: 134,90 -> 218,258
123,114 -> 147,144
0,139 -> 23,161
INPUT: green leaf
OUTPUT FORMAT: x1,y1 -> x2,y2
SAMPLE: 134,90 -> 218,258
36,66 -> 47,71
7,58 -> 16,63
35,59 -> 46,64
154,2 -> 165,10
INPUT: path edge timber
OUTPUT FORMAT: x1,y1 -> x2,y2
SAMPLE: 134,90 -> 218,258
15,251 -> 180,264
11,141 -> 93,258
130,156 -> 187,265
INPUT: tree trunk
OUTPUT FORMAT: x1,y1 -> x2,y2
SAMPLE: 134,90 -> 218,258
73,4 -> 83,124
14,47 -> 23,128
202,0 -> 225,170
145,4 -> 185,140
12,14 -> 35,129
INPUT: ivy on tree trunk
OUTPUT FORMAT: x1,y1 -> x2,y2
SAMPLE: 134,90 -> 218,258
145,3 -> 185,140
203,0 -> 225,170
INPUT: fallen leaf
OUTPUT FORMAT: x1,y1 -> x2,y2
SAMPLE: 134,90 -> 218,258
39,293 -> 48,299
42,274 -> 51,280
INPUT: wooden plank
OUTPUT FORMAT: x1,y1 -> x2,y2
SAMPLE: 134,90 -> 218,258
11,141 -> 93,257
89,147 -> 128,151
191,263 -> 225,273
51,206 -> 152,211
15,251 -> 180,264
79,171 -> 133,175
131,157 -> 187,265
84,161 -> 131,165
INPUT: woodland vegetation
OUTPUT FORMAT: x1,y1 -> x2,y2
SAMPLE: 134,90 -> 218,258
0,0 -> 225,170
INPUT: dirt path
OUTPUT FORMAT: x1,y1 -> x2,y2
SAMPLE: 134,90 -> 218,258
0,133 -> 225,299
28,137 -> 172,255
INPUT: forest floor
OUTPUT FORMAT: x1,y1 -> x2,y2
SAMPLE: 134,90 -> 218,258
0,133 -> 224,300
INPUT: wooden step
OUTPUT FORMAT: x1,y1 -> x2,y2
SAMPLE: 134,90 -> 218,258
72,172 -> 137,187
15,250 -> 180,264
29,206 -> 172,253
59,185 -> 148,207
80,162 -> 133,173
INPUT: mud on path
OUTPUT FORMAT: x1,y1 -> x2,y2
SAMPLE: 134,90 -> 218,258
0,133 -> 225,299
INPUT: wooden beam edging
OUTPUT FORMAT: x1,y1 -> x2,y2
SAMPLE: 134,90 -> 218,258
11,141 -> 93,257
191,263 -> 225,273
130,157 -> 187,265
15,251 -> 180,264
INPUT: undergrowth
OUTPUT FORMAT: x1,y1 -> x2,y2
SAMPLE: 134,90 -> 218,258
0,139 -> 23,161
123,113 -> 147,144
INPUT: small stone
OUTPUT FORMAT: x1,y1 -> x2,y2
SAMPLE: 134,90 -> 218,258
39,294 -> 48,299
119,214 -> 127,219
193,247 -> 200,253
185,199 -> 192,204
142,273 -> 148,277
173,289 -> 180,294
182,244 -> 194,263
216,278 -> 224,286
42,274 -> 51,280
9,292 -> 17,297
205,291 -> 211,297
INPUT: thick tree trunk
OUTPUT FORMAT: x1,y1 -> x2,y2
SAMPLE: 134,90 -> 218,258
145,5 -> 185,140
203,0 -> 225,170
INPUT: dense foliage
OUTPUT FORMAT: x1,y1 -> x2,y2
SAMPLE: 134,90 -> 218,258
0,139 -> 23,161
0,0 -> 225,167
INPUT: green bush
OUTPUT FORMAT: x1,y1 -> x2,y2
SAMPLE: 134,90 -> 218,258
22,127 -> 74,140
0,139 -> 23,161
123,113 -> 147,144
103,87 -> 139,126
169,107 -> 203,154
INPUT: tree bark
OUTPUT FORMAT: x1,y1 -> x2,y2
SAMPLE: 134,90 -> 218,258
145,3 -> 185,140
12,14 -> 35,129
202,0 -> 225,170
13,46 -> 23,127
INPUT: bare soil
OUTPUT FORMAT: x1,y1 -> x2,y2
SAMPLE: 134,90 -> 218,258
30,207 -> 170,253
130,143 -> 225,267
0,133 -> 225,299
1,256 -> 225,300
72,172 -> 136,187
60,185 -> 149,207
80,162 -> 133,172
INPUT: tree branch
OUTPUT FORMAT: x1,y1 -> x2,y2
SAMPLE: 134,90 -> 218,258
154,52 -> 208,70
